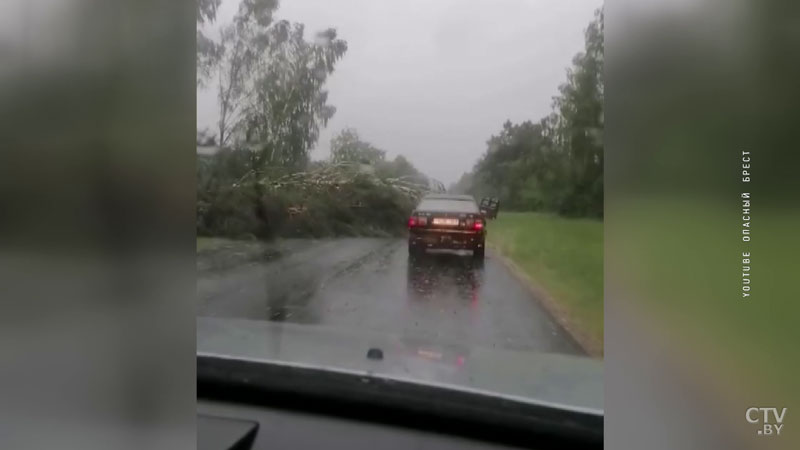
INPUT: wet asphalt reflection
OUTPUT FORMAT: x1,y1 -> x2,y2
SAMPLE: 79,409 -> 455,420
198,238 -> 583,355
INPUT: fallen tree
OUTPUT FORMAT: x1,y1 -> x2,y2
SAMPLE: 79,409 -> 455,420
265,163 -> 429,200
198,158 -> 435,239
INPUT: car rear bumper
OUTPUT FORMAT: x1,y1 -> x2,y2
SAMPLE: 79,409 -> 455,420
409,229 -> 485,250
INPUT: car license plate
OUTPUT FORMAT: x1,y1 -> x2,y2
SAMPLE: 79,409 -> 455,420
440,235 -> 452,244
432,217 -> 459,226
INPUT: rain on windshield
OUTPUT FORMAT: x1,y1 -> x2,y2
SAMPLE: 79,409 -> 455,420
197,0 -> 604,382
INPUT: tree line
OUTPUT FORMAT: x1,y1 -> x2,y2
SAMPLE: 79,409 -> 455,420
451,8 -> 604,218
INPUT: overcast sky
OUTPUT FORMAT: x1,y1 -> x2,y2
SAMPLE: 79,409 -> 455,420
198,0 -> 602,185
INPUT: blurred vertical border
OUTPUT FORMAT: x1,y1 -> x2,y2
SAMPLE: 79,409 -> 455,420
0,1 -> 196,449
606,0 -> 799,449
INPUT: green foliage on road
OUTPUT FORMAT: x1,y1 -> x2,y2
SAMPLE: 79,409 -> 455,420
452,8 -> 603,218
488,212 -> 603,352
197,146 -> 429,239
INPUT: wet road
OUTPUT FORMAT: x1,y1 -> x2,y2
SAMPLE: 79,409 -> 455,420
198,238 -> 583,355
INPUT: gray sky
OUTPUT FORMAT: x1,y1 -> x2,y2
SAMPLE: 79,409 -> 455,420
198,0 -> 602,184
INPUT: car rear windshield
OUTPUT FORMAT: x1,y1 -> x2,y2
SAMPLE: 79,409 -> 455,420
417,198 -> 480,213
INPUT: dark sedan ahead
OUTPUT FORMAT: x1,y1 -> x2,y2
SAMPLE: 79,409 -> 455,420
408,194 -> 486,259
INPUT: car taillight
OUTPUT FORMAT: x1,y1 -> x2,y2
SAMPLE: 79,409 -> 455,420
409,215 -> 428,228
473,220 -> 484,230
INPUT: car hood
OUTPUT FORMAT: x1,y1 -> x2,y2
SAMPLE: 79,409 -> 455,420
197,317 -> 603,414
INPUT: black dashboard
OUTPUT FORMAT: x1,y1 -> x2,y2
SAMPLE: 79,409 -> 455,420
199,399 -> 531,450
197,355 -> 602,450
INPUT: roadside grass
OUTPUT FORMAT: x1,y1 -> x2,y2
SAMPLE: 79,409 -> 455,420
487,212 -> 603,354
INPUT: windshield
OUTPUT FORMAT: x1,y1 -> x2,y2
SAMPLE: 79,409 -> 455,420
197,0 -> 604,418
417,198 -> 480,213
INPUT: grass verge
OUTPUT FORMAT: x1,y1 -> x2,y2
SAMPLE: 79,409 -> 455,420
487,212 -> 603,356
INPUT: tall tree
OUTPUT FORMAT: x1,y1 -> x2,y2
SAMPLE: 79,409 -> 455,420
200,0 -> 280,144
214,1 -> 279,146
244,22 -> 347,170
199,0 -> 346,169
458,8 -> 604,217
551,8 -> 604,216
197,0 -> 223,87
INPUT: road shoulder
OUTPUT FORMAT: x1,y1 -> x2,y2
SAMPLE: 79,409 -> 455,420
487,245 -> 603,357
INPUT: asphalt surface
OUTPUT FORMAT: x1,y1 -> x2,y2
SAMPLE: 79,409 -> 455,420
198,238 -> 583,355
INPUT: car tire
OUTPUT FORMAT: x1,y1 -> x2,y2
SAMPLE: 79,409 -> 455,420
473,247 -> 485,260
408,244 -> 420,258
